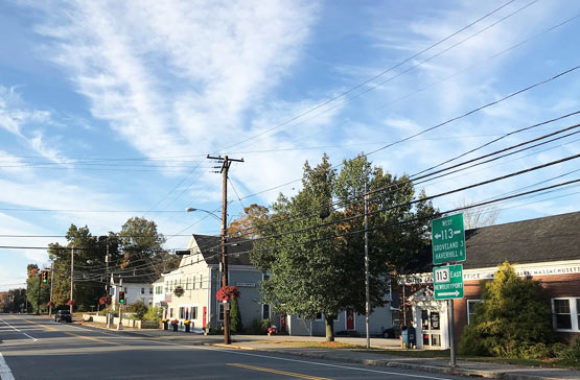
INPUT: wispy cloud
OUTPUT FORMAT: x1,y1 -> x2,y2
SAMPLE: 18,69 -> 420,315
31,0 -> 319,172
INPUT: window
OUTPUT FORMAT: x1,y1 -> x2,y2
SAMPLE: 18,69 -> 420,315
467,299 -> 482,325
315,312 -> 322,321
553,299 -> 572,330
149,287 -> 153,294
262,304 -> 271,320
192,275 -> 196,289
191,306 -> 198,320
169,308 -> 174,318
263,273 -> 270,281
179,307 -> 186,319
141,288 -> 145,295
577,299 -> 580,328
218,304 -> 224,321
155,285 -> 163,295
199,274 -> 203,289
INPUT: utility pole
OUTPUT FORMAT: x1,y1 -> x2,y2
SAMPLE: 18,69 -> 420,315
207,154 -> 244,345
105,241 -> 110,297
70,246 -> 74,314
364,183 -> 371,349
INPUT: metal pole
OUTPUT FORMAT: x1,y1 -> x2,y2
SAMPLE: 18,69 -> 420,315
70,246 -> 74,314
364,187 -> 370,349
448,298 -> 456,367
37,269 -> 41,315
49,262 -> 54,316
117,277 -> 123,330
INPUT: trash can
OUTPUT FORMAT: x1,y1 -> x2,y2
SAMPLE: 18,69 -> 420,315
401,326 -> 416,348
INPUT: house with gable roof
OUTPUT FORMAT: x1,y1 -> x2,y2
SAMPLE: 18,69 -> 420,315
152,234 -> 276,331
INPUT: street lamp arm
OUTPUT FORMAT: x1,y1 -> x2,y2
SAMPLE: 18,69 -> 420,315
185,207 -> 221,221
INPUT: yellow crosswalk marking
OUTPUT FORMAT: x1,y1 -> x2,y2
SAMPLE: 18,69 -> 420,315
227,363 -> 333,380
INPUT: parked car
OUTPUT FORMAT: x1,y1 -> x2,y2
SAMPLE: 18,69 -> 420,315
382,327 -> 400,338
335,330 -> 361,337
54,309 -> 72,323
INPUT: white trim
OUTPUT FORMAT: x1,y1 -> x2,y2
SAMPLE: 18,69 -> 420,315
466,299 -> 482,325
262,304 -> 271,320
552,297 -> 580,332
403,259 -> 580,285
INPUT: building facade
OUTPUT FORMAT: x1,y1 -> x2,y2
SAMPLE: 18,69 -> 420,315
404,211 -> 580,349
152,234 -> 269,331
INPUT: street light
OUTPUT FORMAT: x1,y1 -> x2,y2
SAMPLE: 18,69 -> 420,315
185,207 -> 221,220
186,206 -> 231,344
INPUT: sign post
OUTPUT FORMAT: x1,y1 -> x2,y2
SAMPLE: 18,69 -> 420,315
432,213 -> 466,368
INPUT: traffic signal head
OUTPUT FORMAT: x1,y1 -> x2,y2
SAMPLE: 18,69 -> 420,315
42,271 -> 48,283
119,291 -> 125,304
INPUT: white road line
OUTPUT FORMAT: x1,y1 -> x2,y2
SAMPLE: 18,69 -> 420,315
0,319 -> 37,342
0,352 -> 15,380
201,347 -> 455,380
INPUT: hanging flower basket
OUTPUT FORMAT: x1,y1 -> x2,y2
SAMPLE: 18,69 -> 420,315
98,295 -> 112,305
174,286 -> 184,297
46,301 -> 54,307
66,300 -> 76,306
216,285 -> 240,302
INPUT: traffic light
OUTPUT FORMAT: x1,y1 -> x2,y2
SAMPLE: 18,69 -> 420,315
42,270 -> 48,283
119,291 -> 125,304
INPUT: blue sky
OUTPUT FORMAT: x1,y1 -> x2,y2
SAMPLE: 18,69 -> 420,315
1,0 -> 579,291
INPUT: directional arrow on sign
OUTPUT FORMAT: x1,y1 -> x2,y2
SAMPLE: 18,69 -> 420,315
434,233 -> 441,239
438,291 -> 460,297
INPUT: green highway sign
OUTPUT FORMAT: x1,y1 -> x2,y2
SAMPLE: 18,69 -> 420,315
433,264 -> 464,300
432,213 -> 465,265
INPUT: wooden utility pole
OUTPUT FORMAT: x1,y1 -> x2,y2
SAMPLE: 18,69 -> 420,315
70,246 -> 74,314
207,154 -> 244,345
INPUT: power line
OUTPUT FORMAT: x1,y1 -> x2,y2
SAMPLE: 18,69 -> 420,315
220,0 -> 523,151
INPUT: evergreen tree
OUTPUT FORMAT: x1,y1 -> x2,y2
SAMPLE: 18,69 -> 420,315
458,262 -> 554,358
230,297 -> 242,333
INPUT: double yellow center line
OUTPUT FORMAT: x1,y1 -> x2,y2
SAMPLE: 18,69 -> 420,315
227,363 -> 333,380
25,319 -> 122,346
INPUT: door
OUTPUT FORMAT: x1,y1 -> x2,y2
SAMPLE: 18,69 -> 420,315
346,309 -> 355,330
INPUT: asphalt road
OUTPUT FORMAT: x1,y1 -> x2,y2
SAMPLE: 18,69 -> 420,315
0,314 -> 472,380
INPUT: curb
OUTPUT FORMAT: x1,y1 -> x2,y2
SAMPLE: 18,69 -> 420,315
215,344 -> 571,380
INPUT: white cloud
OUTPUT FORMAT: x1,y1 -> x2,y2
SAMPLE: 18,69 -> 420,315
32,0 -> 319,175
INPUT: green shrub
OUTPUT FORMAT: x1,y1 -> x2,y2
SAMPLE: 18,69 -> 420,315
558,337 -> 580,366
521,343 -> 551,359
230,298 -> 242,333
458,262 -> 554,358
551,342 -> 568,358
143,306 -> 162,322
124,300 -> 148,320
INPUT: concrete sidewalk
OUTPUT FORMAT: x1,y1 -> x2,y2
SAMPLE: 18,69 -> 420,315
76,320 -> 580,380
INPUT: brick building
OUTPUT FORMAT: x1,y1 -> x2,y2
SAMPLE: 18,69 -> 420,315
405,211 -> 580,349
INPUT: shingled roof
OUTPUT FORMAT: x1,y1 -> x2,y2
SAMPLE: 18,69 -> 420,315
462,211 -> 580,269
192,234 -> 253,266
